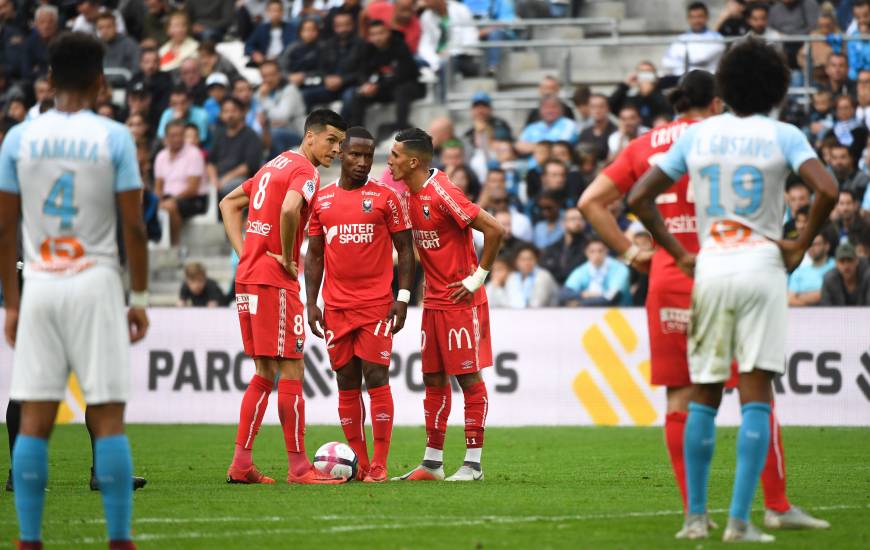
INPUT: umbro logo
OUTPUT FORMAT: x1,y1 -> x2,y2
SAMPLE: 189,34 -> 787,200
375,412 -> 392,422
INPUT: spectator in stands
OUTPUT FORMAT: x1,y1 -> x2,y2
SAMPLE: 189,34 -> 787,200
526,76 -> 575,126
540,207 -> 588,284
157,86 -> 209,144
142,0 -> 170,47
607,105 -> 648,161
848,0 -> 870,82
322,0 -> 361,39
198,40 -> 241,83
125,112 -> 151,150
204,73 -> 230,126
231,77 -> 263,135
465,0 -> 515,75
159,11 -> 199,71
797,11 -> 839,85
24,77 -> 51,120
179,58 -> 208,106
362,0 -> 421,54
345,20 -> 424,138
72,0 -> 127,36
245,0 -> 295,67
22,5 -> 59,81
833,189 -> 868,244
532,191 -> 565,250
481,176 -> 532,238
828,143 -> 870,200
856,70 -> 870,128
125,84 -> 158,139
494,209 -> 530,261
484,257 -> 512,308
745,2 -> 784,53
466,92 -> 513,143
210,97 -> 264,199
609,61 -> 671,128
538,158 -> 578,206
821,242 -> 870,305
281,18 -> 322,89
807,89 -> 834,144
296,10 -> 362,109
438,139 -> 480,197
97,12 -> 140,75
179,262 -> 225,307
714,0 -> 748,37
820,52 -> 854,97
236,0 -> 271,42
578,93 -> 617,162
661,2 -> 725,78
783,180 -> 811,236
561,238 -> 631,306
516,95 -> 580,157
186,0 -> 234,42
154,118 -> 209,245
572,84 -> 592,129
429,115 -> 457,157
789,233 -> 835,306
0,0 -> 24,82
418,0 -> 480,77
503,244 -> 559,308
130,48 -> 173,123
5,96 -> 26,122
826,96 -> 869,163
256,59 -> 305,155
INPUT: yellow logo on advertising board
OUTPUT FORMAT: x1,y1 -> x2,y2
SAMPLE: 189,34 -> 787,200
572,309 -> 657,426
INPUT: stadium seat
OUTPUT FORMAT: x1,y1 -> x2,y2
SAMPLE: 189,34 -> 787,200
190,185 -> 219,225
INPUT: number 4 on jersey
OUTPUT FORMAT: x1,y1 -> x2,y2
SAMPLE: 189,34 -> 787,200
43,172 -> 78,230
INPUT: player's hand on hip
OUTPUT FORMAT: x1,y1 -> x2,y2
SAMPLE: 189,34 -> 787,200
630,248 -> 655,274
266,251 -> 298,279
388,301 -> 408,334
4,308 -> 18,347
307,304 -> 325,338
775,239 -> 805,273
128,307 -> 149,343
447,280 -> 474,304
676,253 -> 697,278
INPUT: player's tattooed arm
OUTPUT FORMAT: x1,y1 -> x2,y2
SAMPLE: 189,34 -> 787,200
389,229 -> 415,333
304,234 -> 326,338
627,166 -> 694,277
219,184 -> 250,258
0,191 -> 21,346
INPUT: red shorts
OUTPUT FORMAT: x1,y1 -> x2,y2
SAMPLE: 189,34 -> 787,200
236,283 -> 305,359
646,290 -> 692,387
421,305 -> 493,376
646,289 -> 741,388
323,304 -> 393,369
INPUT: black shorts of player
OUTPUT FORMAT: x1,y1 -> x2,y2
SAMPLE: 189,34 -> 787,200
174,195 -> 209,219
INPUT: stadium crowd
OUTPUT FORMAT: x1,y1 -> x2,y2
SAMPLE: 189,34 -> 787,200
0,0 -> 869,307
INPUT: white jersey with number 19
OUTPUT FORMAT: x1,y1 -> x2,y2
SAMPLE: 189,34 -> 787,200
0,109 -> 142,279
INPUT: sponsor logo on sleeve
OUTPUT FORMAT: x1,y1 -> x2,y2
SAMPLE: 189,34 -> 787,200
659,307 -> 690,334
302,179 -> 316,201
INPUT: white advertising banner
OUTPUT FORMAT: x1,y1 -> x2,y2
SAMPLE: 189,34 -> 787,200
0,307 -> 868,427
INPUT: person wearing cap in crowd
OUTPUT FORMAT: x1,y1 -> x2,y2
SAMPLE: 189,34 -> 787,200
126,81 -> 161,132
97,11 -> 140,74
464,92 -> 513,144
821,242 -> 870,305
204,72 -> 230,126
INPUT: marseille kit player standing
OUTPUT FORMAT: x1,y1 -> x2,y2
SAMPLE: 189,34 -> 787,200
305,127 -> 415,483
629,40 -> 837,542
580,70 -> 828,531
0,33 -> 149,548
220,109 -> 347,485
387,128 -> 503,481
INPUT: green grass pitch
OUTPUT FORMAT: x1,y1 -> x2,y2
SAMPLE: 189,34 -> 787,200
1,425 -> 868,548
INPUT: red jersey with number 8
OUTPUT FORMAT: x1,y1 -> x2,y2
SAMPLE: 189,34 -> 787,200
236,150 -> 319,290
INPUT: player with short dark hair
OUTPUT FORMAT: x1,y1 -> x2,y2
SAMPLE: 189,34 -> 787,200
387,128 -> 504,482
220,108 -> 348,485
305,126 -> 415,483
0,31 -> 149,548
629,38 -> 838,542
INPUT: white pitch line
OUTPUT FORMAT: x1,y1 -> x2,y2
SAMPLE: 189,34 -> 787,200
42,503 -> 870,546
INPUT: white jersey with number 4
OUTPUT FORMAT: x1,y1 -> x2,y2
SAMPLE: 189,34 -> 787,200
658,113 -> 817,279
0,109 -> 142,279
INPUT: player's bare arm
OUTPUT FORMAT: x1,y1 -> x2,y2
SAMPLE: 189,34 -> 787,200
579,173 -> 654,273
219,184 -> 251,257
447,209 -> 503,303
389,229 -> 414,333
117,188 -> 150,343
268,189 -> 304,278
627,167 -> 694,277
0,190 -> 20,346
304,233 -> 326,338
775,159 -> 838,272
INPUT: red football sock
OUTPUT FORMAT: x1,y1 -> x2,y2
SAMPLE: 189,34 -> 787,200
338,388 -> 370,471
278,379 -> 310,477
232,374 -> 273,469
761,404 -> 791,513
369,385 -> 394,467
462,382 -> 488,450
664,410 -> 688,511
423,385 -> 451,451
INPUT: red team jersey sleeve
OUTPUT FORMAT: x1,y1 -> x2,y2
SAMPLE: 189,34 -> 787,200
308,187 -> 324,236
431,174 -> 481,229
384,187 -> 413,233
602,138 -> 641,194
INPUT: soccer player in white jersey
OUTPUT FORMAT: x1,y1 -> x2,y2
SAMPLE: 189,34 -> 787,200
628,39 -> 838,543
0,33 -> 149,549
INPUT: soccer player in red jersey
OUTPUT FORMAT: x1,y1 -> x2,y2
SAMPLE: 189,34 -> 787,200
305,127 -> 415,483
220,109 -> 348,485
579,71 -> 828,530
386,128 -> 504,482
